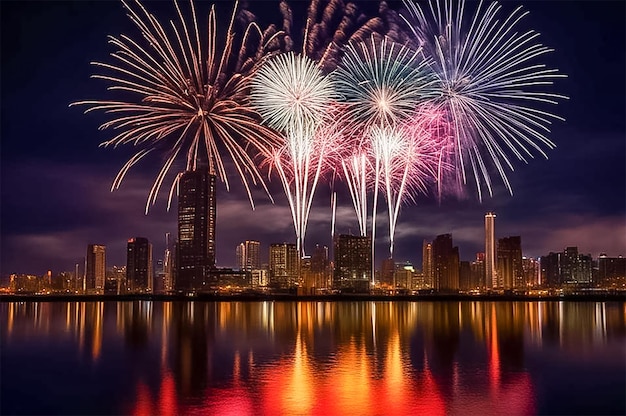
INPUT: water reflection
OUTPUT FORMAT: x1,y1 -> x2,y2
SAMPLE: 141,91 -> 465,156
1,301 -> 624,415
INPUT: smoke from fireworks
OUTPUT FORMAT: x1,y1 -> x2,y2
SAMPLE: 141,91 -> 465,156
251,52 -> 338,257
401,0 -> 567,200
72,0 -> 287,213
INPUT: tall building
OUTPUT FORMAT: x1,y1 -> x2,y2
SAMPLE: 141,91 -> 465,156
540,252 -> 561,288
127,237 -> 153,293
311,244 -> 330,290
485,212 -> 497,289
597,254 -> 626,288
269,243 -> 299,289
380,257 -> 396,287
333,234 -> 371,293
432,234 -> 459,292
470,252 -> 486,290
236,240 -> 261,271
422,240 -> 434,289
541,247 -> 593,288
236,243 -> 245,270
176,169 -> 217,292
561,247 -> 592,284
522,257 -> 540,288
497,236 -> 523,290
459,261 -> 472,291
394,261 -> 414,290
163,233 -> 174,292
86,244 -> 106,294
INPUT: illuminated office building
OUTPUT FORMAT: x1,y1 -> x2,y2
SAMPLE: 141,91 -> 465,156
269,243 -> 299,289
380,257 -> 396,287
127,237 -> 153,293
485,212 -> 497,289
432,234 -> 459,293
333,234 -> 371,293
497,236 -> 523,290
422,240 -> 434,289
86,244 -> 106,294
597,254 -> 626,287
176,169 -> 216,292
236,240 -> 261,271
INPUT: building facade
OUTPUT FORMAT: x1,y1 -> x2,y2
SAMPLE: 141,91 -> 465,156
269,243 -> 299,289
597,254 -> 626,288
333,234 -> 371,293
236,240 -> 261,271
432,234 -> 459,293
497,236 -> 523,290
422,240 -> 434,289
127,237 -> 153,293
485,212 -> 497,289
86,244 -> 106,294
176,169 -> 217,292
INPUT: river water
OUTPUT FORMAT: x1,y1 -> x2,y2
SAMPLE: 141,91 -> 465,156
1,301 -> 624,415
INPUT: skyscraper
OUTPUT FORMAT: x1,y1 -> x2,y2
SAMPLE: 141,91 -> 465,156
470,253 -> 486,290
432,234 -> 459,292
176,169 -> 216,292
422,240 -> 434,289
380,257 -> 396,287
236,240 -> 261,271
86,244 -> 106,294
310,244 -> 330,290
485,212 -> 497,289
333,234 -> 371,293
269,243 -> 299,289
542,247 -> 593,287
522,257 -> 540,288
127,237 -> 153,293
236,243 -> 245,270
497,236 -> 523,290
163,232 -> 174,292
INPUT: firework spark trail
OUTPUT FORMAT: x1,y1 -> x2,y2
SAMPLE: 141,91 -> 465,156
332,35 -> 436,276
251,52 -> 338,257
401,0 -> 567,200
341,153 -> 369,237
277,0 -> 411,73
71,0 -> 287,213
332,35 -> 435,129
368,113 -> 445,258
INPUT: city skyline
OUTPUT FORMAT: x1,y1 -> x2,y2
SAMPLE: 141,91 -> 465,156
1,0 -> 625,274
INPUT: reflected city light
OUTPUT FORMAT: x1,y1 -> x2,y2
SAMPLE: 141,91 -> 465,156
1,300 -> 624,415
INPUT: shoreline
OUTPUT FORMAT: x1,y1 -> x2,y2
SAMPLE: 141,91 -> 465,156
1,293 -> 624,302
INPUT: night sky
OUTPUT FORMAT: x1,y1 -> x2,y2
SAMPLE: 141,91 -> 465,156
1,0 -> 624,275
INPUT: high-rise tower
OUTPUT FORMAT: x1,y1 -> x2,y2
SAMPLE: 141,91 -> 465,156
163,232 -> 174,292
422,240 -> 434,289
432,234 -> 459,292
269,243 -> 299,289
176,169 -> 217,292
333,234 -> 371,293
86,244 -> 106,294
497,236 -> 522,290
485,212 -> 497,289
127,237 -> 153,293
236,240 -> 260,271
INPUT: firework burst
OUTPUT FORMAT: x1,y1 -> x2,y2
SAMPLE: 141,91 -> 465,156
369,108 -> 446,258
331,35 -> 437,270
71,0 -> 286,213
401,0 -> 567,200
251,52 -> 338,257
332,35 -> 434,131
